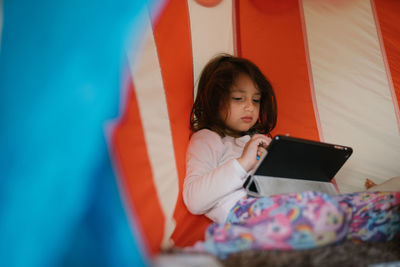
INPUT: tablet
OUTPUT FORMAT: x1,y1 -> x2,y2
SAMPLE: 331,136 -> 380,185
251,135 -> 353,182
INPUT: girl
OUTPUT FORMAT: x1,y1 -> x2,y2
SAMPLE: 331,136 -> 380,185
183,54 -> 400,257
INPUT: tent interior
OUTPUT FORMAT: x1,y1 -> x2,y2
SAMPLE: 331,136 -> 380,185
112,0 -> 400,264
1,0 -> 400,266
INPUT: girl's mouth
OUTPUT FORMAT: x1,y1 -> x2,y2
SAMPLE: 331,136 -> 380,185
241,116 -> 253,123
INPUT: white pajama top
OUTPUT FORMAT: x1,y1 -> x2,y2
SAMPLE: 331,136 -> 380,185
183,129 -> 251,224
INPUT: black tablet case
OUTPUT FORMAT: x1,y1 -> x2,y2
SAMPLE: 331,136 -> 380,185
244,135 -> 353,196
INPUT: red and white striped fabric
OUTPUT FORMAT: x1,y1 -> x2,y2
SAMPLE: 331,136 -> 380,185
112,0 -> 400,254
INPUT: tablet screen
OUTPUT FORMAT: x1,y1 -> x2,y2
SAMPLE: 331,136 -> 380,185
253,135 -> 353,182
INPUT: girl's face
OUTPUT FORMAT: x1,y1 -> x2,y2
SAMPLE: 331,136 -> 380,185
220,74 -> 261,134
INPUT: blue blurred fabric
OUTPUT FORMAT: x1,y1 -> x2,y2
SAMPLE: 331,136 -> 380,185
0,0 -> 163,266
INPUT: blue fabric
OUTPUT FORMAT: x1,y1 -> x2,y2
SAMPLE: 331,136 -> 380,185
0,0 -> 162,266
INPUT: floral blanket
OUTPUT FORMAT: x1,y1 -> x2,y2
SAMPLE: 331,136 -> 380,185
191,191 -> 400,259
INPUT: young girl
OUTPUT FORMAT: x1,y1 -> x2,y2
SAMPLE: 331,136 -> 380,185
183,54 -> 400,257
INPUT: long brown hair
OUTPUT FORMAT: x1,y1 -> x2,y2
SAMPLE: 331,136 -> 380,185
190,54 -> 277,137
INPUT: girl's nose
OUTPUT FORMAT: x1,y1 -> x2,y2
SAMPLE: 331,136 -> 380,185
244,100 -> 254,111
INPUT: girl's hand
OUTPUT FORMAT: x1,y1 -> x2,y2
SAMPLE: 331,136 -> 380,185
237,134 -> 271,172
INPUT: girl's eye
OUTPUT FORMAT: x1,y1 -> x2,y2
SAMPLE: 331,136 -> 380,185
232,97 -> 242,101
253,99 -> 261,103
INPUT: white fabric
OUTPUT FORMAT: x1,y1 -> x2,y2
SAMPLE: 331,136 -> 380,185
187,0 -> 234,97
128,10 -> 179,249
183,129 -> 249,224
302,0 -> 400,193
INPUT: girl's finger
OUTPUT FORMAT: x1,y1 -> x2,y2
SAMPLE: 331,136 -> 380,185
257,147 -> 266,156
256,137 -> 271,148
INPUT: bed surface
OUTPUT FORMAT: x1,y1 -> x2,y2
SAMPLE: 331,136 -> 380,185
222,239 -> 400,267
157,239 -> 400,267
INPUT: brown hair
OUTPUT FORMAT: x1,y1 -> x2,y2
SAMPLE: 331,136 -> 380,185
190,54 -> 277,137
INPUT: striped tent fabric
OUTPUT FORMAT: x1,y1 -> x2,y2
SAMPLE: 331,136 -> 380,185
112,0 -> 400,253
